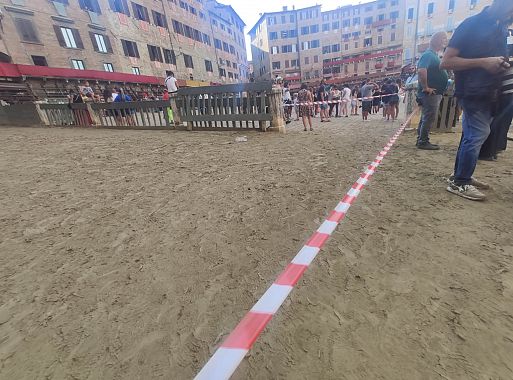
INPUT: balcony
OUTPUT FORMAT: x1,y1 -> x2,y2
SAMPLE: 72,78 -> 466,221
375,63 -> 384,69
372,19 -> 392,28
387,61 -> 395,67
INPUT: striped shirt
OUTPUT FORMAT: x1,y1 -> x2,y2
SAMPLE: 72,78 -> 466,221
502,67 -> 513,95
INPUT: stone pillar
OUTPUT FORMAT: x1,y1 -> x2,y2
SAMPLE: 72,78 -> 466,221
268,88 -> 286,133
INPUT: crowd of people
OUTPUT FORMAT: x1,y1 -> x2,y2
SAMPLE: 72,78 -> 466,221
277,76 -> 405,131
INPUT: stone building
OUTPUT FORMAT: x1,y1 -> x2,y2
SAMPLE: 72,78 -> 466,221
0,0 -> 248,84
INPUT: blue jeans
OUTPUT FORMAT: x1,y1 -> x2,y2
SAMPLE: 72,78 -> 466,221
454,99 -> 493,185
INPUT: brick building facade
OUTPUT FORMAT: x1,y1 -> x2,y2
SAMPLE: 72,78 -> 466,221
249,0 -> 494,87
0,0 -> 248,84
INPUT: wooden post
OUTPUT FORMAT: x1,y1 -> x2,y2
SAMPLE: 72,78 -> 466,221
268,88 -> 286,133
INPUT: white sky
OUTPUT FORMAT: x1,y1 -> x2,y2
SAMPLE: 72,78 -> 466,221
230,0 -> 374,60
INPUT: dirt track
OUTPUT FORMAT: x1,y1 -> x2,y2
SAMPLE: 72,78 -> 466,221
1,115 -> 512,379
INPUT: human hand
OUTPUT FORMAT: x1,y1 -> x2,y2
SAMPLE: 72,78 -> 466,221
423,87 -> 436,95
481,57 -> 509,74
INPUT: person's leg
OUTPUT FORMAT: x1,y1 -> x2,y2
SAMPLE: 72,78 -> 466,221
418,95 -> 442,146
308,115 -> 313,130
454,99 -> 493,185
335,102 -> 339,117
498,97 -> 513,150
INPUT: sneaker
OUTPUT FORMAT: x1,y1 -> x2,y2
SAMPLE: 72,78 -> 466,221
417,143 -> 440,150
448,175 -> 490,190
447,182 -> 486,201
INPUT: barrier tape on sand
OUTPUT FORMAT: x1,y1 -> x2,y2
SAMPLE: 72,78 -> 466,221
195,109 -> 419,380
285,93 -> 404,107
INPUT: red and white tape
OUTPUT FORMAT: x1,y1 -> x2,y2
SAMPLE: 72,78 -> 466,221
195,110 -> 419,380
285,93 -> 404,107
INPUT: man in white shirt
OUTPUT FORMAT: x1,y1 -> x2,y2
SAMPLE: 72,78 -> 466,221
282,81 -> 292,123
164,72 -> 179,126
165,72 -> 179,93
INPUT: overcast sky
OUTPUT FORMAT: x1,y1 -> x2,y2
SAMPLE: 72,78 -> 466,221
230,0 -> 374,60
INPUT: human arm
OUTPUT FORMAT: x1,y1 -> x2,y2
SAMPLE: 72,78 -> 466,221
440,47 -> 509,73
417,68 -> 435,94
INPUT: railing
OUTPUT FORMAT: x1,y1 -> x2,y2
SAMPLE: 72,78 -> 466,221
38,101 -> 174,128
176,82 -> 285,132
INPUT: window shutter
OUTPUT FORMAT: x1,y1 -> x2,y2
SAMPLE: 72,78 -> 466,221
73,29 -> 84,49
104,35 -> 113,53
121,39 -> 129,56
108,0 -> 116,11
156,47 -> 163,62
122,0 -> 130,15
134,42 -> 140,58
132,2 -> 138,18
53,25 -> 66,47
89,32 -> 99,51
147,45 -> 154,61
152,10 -> 157,25
143,6 -> 150,22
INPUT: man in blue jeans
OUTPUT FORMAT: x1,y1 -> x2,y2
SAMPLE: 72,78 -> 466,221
440,0 -> 513,201
416,32 -> 449,150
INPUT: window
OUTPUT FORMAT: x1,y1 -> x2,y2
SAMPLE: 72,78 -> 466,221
391,32 -> 396,41
152,11 -> 167,28
219,68 -> 226,77
378,2 -> 386,9
31,55 -> 48,66
427,2 -> 434,16
301,26 -> 309,35
291,59 -> 299,67
391,0 -> 398,5
202,33 -> 211,46
121,39 -> 140,57
132,2 -> 149,22
55,26 -> 83,49
448,0 -> 455,11
314,55 -> 318,63
179,0 -> 187,10
205,60 -> 213,72
147,45 -> 163,62
267,16 -> 276,25
470,0 -> 477,9
332,44 -> 340,52
345,43 -> 348,50
281,30 -> 288,38
109,0 -> 130,15
222,42 -> 229,52
323,14 -> 329,22
172,20 -> 184,35
71,59 -> 85,70
104,63 -> 114,72
90,32 -> 112,53
271,46 -> 279,54
290,14 -> 295,22
184,54 -> 194,68
353,17 -> 360,25
304,56 -> 309,64
311,40 -> 320,48
281,15 -> 286,24
132,67 -> 140,75
322,46 -> 331,54
164,49 -> 176,64
281,45 -> 292,53
354,41 -> 358,48
189,6 -> 197,16
343,19 -> 350,28
408,8 -> 414,20
378,14 -> 385,21
14,18 -> 40,43
390,11 -> 399,19
364,17 -> 373,25
220,24 -> 225,31
323,23 -> 330,32
378,35 -> 383,44
214,38 -> 222,49
310,24 -> 319,33
272,61 -> 281,70
354,62 -> 358,72
269,32 -> 278,40
79,0 -> 101,13
365,5 -> 373,11
364,37 -> 372,47
332,21 -> 340,29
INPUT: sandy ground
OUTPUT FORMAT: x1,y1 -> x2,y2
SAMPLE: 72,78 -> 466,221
0,114 -> 512,380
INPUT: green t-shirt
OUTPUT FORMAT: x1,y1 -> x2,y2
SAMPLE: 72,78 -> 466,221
417,49 -> 449,97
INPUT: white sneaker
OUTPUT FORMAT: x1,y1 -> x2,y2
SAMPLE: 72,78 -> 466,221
447,181 -> 486,201
447,175 -> 490,190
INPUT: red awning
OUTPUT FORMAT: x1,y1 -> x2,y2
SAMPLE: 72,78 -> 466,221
0,63 -> 186,86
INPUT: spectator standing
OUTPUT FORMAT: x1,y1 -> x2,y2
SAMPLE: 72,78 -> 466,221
416,32 -> 449,150
114,88 -> 135,126
342,85 -> 351,117
293,93 -> 300,121
360,81 -> 377,121
317,79 -> 331,122
330,86 -> 341,117
283,81 -> 293,123
164,72 -> 179,126
479,63 -> 513,160
298,83 -> 314,131
351,87 -> 359,115
441,0 -> 513,200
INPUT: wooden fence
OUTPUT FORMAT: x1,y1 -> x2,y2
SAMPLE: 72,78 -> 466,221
34,82 -> 285,132
176,82 -> 285,132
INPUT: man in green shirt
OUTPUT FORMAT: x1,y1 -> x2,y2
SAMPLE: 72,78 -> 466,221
416,31 -> 449,150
